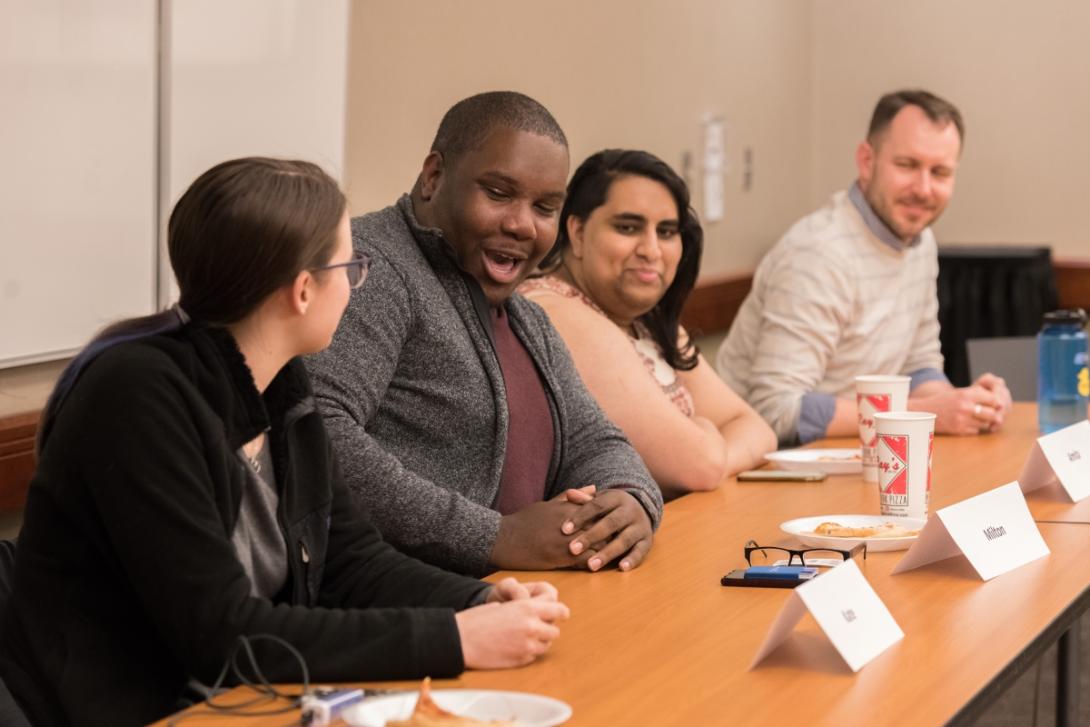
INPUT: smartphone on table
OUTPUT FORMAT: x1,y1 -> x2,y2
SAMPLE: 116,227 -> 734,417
720,566 -> 818,589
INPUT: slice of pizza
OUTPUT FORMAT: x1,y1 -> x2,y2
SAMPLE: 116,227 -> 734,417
812,521 -> 919,538
386,678 -> 516,727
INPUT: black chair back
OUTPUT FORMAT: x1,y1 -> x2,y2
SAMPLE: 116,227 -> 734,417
0,539 -> 15,611
937,245 -> 1057,387
0,539 -> 31,727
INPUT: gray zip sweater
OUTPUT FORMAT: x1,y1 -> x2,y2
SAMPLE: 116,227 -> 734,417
308,196 -> 662,575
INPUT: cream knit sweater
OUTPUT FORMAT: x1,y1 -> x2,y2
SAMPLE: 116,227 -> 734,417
716,190 -> 944,443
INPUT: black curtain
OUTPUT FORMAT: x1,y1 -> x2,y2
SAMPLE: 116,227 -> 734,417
937,246 -> 1057,386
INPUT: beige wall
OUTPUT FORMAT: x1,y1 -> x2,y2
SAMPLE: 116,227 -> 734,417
345,0 -> 814,278
810,0 -> 1090,258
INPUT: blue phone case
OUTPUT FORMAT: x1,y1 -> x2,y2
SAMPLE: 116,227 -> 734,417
743,565 -> 817,580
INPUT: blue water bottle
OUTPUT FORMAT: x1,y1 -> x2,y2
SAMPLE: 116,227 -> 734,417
1037,308 -> 1089,433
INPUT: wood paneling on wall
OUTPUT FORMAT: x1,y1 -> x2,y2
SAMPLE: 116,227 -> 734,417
678,274 -> 752,337
0,412 -> 38,512
1056,259 -> 1090,313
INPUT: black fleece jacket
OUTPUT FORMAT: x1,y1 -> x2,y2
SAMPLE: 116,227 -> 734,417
0,325 -> 487,727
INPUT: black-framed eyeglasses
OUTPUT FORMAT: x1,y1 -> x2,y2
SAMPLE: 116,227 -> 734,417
744,539 -> 867,567
311,251 -> 371,290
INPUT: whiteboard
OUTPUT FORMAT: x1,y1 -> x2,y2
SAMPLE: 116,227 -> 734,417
163,0 -> 349,303
0,0 -> 349,366
0,0 -> 158,367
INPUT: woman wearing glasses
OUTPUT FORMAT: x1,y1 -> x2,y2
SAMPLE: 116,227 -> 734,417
0,158 -> 568,727
520,150 -> 776,499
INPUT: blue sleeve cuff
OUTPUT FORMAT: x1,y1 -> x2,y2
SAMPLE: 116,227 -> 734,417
908,367 -> 949,391
797,392 -> 837,444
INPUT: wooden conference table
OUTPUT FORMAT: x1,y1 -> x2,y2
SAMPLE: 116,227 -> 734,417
160,403 -> 1090,726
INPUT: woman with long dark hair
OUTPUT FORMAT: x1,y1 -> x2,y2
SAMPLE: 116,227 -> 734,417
521,149 -> 775,499
1,158 -> 567,727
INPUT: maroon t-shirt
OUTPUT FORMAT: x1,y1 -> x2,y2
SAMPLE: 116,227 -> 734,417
491,306 -> 555,515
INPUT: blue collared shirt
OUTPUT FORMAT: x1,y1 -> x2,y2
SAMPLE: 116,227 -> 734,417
847,181 -> 923,252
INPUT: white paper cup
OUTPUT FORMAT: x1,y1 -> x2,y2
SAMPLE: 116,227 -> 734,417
874,411 -> 935,518
855,375 -> 911,482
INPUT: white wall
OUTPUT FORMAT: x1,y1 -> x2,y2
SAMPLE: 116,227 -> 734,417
0,0 -> 350,415
0,0 -> 158,368
164,0 -> 349,300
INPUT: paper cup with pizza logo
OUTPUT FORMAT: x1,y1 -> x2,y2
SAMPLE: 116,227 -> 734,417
855,375 -> 911,482
873,411 -> 935,518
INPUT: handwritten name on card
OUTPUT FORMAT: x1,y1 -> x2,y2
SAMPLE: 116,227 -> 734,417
1019,420 -> 1090,502
750,560 -> 903,673
893,482 -> 1050,581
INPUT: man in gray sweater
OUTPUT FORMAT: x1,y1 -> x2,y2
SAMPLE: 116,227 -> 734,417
308,92 -> 663,576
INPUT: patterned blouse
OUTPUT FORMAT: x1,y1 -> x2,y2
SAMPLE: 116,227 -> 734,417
519,276 -> 695,418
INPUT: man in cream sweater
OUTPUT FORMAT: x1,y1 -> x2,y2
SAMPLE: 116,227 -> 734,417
716,89 -> 1012,445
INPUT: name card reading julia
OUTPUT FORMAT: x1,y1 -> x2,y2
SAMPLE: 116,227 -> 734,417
892,482 -> 1050,581
750,559 -> 903,673
1019,420 -> 1090,502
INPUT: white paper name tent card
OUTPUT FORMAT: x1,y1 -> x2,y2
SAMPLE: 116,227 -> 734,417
892,482 -> 1050,580
1019,420 -> 1090,502
750,560 -> 903,673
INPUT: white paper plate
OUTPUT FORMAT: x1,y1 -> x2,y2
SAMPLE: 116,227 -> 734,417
765,448 -> 863,475
780,514 -> 927,552
342,689 -> 572,727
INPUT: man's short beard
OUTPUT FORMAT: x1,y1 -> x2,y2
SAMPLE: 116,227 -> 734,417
863,184 -> 936,242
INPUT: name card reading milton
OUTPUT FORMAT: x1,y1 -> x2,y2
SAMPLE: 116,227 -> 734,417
1019,420 -> 1090,502
750,559 -> 903,673
892,482 -> 1050,580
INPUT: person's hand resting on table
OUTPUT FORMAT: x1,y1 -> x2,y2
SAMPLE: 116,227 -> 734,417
457,576 -> 569,668
910,373 -> 1013,435
485,577 -> 560,604
489,485 -> 653,573
559,488 -> 654,572
487,486 -> 599,571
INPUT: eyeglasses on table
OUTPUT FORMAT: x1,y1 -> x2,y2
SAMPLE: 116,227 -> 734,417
744,539 -> 867,567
